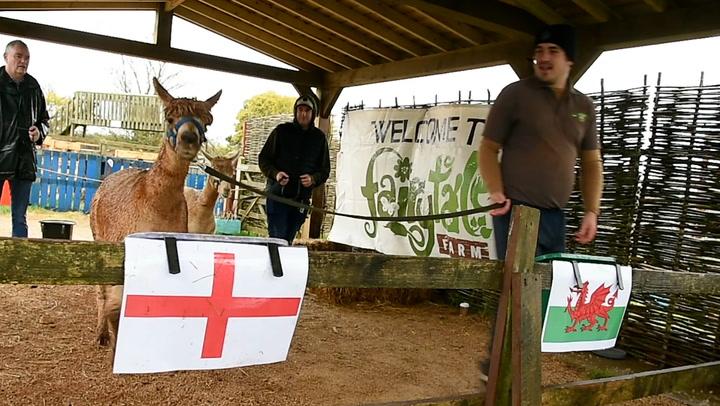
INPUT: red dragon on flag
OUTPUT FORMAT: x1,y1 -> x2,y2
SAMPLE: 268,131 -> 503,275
565,281 -> 618,333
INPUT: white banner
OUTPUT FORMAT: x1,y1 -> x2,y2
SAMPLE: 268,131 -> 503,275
329,105 -> 497,259
114,234 -> 308,374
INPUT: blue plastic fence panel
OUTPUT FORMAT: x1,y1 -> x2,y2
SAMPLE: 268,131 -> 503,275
37,149 -> 52,207
57,151 -> 72,211
30,150 -> 44,205
66,152 -> 80,211
73,154 -> 87,211
46,151 -> 59,208
84,155 -> 102,214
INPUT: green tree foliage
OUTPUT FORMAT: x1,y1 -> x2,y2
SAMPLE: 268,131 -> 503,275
45,90 -> 69,120
227,91 -> 295,145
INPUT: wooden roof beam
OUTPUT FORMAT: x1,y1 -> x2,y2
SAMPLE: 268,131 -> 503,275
324,40 -> 530,88
393,0 -> 542,40
579,2 -> 720,51
181,0 -> 344,72
512,0 -> 567,24
405,6 -> 487,46
350,0 -> 455,52
507,54 -> 533,79
174,7 -> 317,72
198,0 -> 363,70
165,0 -> 186,12
569,3 -> 720,83
317,86 -> 343,119
267,0 -> 405,62
0,14 -> 322,85
155,8 -> 173,48
571,0 -> 616,23
229,0 -> 381,66
569,43 -> 602,83
643,0 -> 668,13
0,2 -> 157,10
292,84 -> 314,99
308,0 -> 427,57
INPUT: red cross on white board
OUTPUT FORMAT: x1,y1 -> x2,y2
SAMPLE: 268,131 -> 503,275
124,252 -> 301,358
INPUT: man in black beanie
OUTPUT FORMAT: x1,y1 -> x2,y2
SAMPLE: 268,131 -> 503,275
477,24 -> 603,259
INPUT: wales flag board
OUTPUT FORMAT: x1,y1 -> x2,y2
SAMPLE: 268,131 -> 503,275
541,261 -> 632,352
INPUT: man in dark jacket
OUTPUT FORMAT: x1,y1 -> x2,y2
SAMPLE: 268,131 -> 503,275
259,94 -> 330,244
0,40 -> 49,237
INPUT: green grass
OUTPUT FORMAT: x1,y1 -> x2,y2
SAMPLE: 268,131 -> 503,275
0,205 -> 88,217
587,368 -> 617,380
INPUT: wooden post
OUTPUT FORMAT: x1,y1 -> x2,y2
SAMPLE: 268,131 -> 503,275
485,205 -> 540,406
154,7 -> 173,49
306,115 -> 330,238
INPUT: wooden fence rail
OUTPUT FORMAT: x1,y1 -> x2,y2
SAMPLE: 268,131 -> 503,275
2,206 -> 719,405
51,91 -> 164,136
2,237 -> 719,295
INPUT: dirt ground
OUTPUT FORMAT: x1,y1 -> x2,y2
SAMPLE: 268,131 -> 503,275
0,209 -> 695,405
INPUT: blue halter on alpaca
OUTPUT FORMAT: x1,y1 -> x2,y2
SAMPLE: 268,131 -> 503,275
166,116 -> 207,146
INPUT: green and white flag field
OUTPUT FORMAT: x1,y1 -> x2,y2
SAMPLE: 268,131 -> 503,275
541,261 -> 632,352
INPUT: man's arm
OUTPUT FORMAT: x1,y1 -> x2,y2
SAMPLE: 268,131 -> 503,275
478,138 -> 503,196
576,149 -> 603,244
258,128 -> 280,181
478,84 -> 516,216
580,149 -> 603,216
35,90 -> 50,145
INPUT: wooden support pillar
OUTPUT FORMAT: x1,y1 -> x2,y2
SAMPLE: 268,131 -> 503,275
570,41 -> 603,84
292,83 -> 314,99
485,205 -> 541,406
507,54 -> 534,80
155,7 -> 173,49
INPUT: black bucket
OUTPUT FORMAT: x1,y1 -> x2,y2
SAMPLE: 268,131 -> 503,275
39,220 -> 75,240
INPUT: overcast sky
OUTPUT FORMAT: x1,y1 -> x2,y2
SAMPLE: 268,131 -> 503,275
2,10 -> 719,144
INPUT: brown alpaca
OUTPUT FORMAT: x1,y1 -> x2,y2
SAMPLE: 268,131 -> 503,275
91,78 -> 221,350
184,149 -> 239,234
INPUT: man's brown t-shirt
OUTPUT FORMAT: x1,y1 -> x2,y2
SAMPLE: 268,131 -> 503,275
482,77 -> 599,209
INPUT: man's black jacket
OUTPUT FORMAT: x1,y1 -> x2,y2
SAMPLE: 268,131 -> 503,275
0,67 -> 49,181
258,121 -> 331,202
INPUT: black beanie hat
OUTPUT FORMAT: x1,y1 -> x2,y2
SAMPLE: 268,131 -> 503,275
534,24 -> 576,61
294,94 -> 317,124
294,95 -> 316,112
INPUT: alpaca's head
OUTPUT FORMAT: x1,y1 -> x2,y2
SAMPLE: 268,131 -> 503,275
153,77 -> 222,162
201,147 -> 240,198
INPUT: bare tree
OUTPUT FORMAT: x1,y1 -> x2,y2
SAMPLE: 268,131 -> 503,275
110,56 -> 183,146
113,56 -> 182,95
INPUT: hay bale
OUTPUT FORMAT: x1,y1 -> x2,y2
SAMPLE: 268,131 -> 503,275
296,239 -> 435,305
312,287 -> 435,305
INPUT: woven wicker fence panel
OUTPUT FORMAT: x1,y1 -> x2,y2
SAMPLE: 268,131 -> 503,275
243,114 -> 293,165
618,289 -> 720,367
616,84 -> 720,367
565,86 -> 650,263
632,84 -> 720,274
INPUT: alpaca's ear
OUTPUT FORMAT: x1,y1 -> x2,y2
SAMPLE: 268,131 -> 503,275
228,149 -> 241,166
153,77 -> 174,106
205,90 -> 222,109
199,145 -> 213,161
